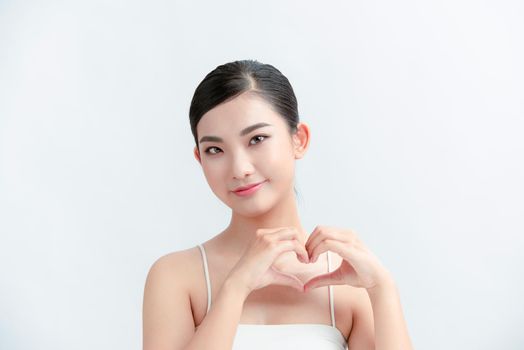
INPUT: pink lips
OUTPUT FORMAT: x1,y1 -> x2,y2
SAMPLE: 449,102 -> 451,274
233,180 -> 266,197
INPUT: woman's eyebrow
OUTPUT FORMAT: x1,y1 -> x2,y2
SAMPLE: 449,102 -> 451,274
199,122 -> 273,144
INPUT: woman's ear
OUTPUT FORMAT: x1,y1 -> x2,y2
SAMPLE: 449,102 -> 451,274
194,146 -> 202,164
293,122 -> 310,159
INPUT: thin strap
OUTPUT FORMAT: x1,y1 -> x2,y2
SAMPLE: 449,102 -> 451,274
197,244 -> 211,314
327,251 -> 336,328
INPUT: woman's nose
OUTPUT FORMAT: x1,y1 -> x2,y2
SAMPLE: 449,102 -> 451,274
230,151 -> 255,179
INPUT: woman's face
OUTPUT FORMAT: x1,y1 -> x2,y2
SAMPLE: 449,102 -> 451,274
194,92 -> 309,217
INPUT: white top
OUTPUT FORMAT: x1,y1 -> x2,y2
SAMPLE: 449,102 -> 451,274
196,243 -> 349,350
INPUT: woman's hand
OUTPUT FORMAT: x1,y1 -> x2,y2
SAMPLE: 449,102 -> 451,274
226,227 -> 310,297
303,225 -> 392,292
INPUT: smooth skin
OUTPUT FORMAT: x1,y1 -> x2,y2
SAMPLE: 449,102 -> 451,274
142,91 -> 413,350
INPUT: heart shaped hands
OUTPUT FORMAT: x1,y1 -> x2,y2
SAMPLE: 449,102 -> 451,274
226,227 -> 310,296
226,226 -> 392,298
302,225 -> 392,292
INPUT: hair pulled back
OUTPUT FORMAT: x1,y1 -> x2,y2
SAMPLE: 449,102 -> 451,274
189,59 -> 300,149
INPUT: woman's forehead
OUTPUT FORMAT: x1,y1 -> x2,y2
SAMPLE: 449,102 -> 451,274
197,94 -> 286,134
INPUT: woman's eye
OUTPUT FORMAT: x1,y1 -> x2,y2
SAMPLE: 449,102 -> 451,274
204,135 -> 269,155
204,146 -> 221,155
250,135 -> 268,145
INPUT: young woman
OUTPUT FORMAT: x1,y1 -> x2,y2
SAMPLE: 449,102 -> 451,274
142,60 -> 413,350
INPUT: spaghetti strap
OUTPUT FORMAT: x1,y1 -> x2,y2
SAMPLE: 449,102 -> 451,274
197,244 -> 212,314
327,251 -> 336,328
198,243 -> 337,329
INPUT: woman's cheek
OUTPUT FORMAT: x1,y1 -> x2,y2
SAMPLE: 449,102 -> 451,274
202,164 -> 223,192
266,144 -> 294,180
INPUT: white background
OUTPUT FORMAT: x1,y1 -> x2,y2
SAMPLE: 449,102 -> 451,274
1,0 -> 523,349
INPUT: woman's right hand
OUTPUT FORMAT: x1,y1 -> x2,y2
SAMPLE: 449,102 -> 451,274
225,227 -> 310,297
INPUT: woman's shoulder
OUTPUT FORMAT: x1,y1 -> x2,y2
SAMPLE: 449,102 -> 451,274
145,245 -> 203,293
143,246 -> 205,344
147,244 -> 218,326
152,245 -> 201,264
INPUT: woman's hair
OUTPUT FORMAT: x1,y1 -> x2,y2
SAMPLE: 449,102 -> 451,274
188,59 -> 302,200
189,59 -> 300,149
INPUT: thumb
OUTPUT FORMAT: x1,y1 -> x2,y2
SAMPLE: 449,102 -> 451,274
303,271 -> 344,292
271,268 -> 304,292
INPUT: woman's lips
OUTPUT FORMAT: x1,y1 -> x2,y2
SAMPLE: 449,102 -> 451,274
233,180 -> 266,196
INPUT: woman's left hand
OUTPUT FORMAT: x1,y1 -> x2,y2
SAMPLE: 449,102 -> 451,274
303,225 -> 392,291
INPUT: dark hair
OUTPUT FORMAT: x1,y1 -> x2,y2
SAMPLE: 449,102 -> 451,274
189,59 -> 299,148
189,59 -> 302,199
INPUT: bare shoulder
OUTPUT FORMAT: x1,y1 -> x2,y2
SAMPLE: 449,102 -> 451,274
143,246 -> 202,350
146,247 -> 201,283
144,246 -> 205,308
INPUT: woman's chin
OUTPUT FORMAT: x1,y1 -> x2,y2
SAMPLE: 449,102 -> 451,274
227,199 -> 274,217
233,205 -> 271,218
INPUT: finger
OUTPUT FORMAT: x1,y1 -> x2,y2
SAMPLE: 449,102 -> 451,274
278,227 -> 301,240
258,227 -> 297,247
259,227 -> 309,263
260,226 -> 295,233
265,227 -> 300,242
309,239 -> 353,263
306,226 -> 356,243
271,267 -> 305,292
305,225 -> 322,250
275,239 -> 309,264
291,239 -> 310,263
259,226 -> 293,238
273,228 -> 309,262
303,271 -> 346,291
307,230 -> 347,261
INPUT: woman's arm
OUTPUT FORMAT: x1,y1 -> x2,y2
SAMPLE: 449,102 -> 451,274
347,272 -> 413,350
366,273 -> 413,350
182,279 -> 248,350
143,253 -> 249,350
303,226 -> 414,350
144,228 -> 310,349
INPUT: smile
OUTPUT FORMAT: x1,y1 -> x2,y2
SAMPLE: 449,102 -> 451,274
232,180 -> 267,197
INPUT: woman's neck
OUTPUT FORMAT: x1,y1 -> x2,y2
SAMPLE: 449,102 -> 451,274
219,192 -> 308,258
